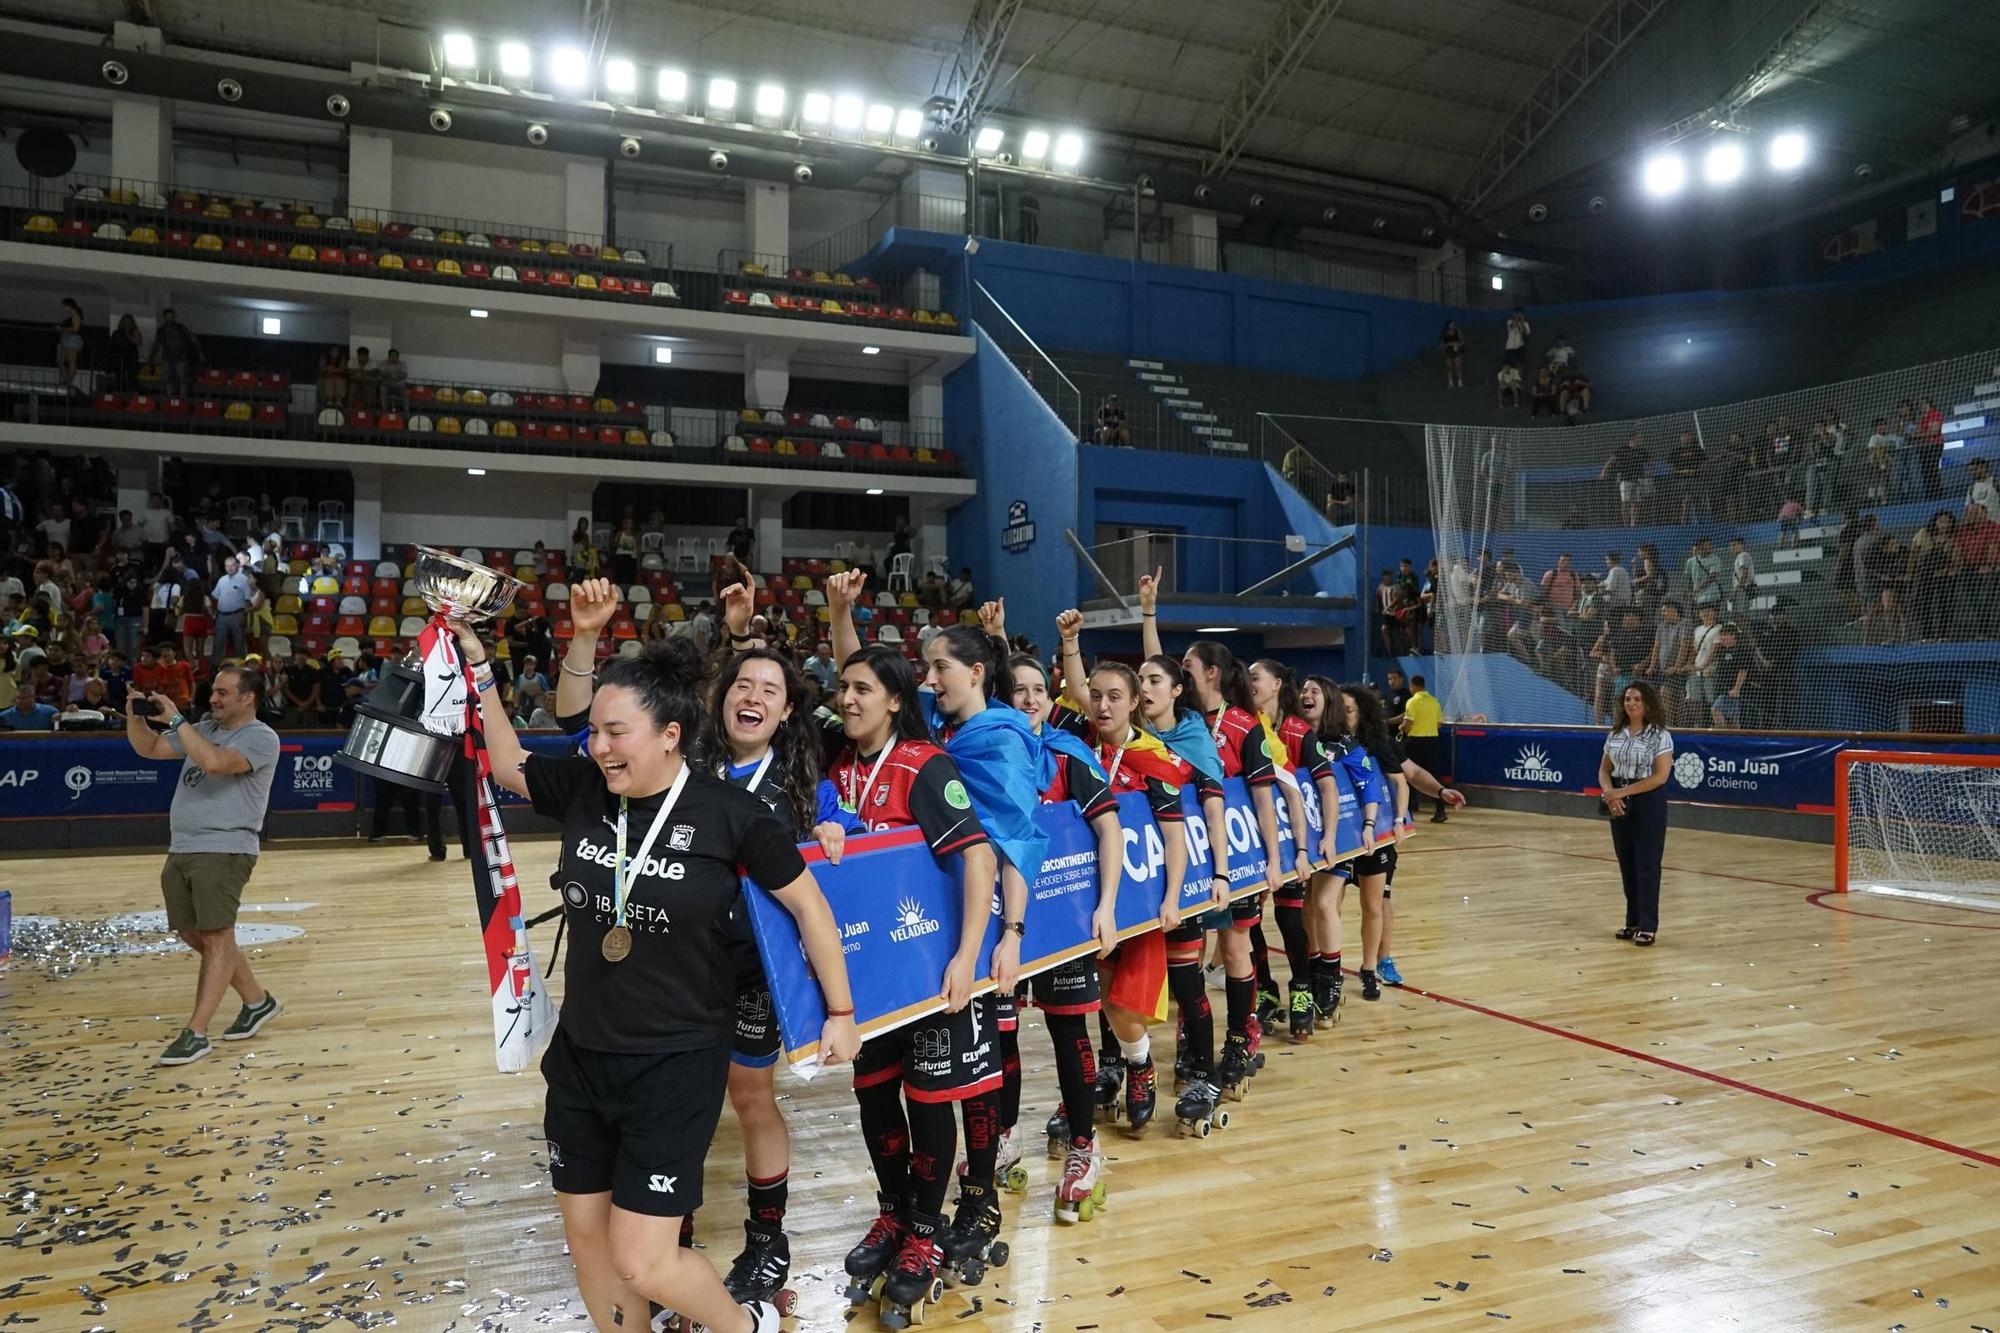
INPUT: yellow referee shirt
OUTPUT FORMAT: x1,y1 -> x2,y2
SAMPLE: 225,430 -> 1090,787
1404,689 -> 1441,737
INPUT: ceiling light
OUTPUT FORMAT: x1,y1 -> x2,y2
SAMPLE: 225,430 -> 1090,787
441,32 -> 476,69
1769,130 -> 1807,172
657,68 -> 688,103
469,308 -> 488,318
1641,150 -> 1686,197
1703,139 -> 1745,185
755,83 -> 786,118
1021,129 -> 1049,161
802,91 -> 831,124
603,58 -> 637,97
259,316 -> 281,336
865,103 -> 894,134
895,107 -> 923,138
1053,132 -> 1083,167
707,77 -> 738,113
833,94 -> 865,131
467,468 -> 487,476
866,487 -> 885,496
653,346 -> 673,364
550,47 -> 588,90
498,42 -> 532,79
1490,274 -> 1503,291
973,125 -> 1003,155
1196,626 -> 1236,634
862,345 -> 881,355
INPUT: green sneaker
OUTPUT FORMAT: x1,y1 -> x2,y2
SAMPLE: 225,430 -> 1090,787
158,1028 -> 212,1066
222,993 -> 283,1041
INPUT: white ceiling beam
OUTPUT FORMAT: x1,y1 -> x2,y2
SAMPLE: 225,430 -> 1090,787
1203,0 -> 1345,180
941,0 -> 1026,133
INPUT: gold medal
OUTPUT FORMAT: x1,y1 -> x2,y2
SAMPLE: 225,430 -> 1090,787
600,925 -> 633,963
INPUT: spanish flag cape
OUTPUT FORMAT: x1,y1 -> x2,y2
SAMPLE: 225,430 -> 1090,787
1098,720 -> 1193,788
1257,709 -> 1301,791
1061,691 -> 1224,787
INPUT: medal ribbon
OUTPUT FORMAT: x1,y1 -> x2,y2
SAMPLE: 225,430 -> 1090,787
611,761 -> 690,934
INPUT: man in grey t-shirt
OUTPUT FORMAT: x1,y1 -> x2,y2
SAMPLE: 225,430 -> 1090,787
124,665 -> 285,1065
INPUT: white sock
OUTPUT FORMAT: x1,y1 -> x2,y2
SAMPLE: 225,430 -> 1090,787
1117,1033 -> 1151,1065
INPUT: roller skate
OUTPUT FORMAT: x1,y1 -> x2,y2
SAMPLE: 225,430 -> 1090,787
876,1211 -> 946,1330
842,1191 -> 905,1307
1360,967 -> 1382,1002
1314,973 -> 1341,1029
1245,1013 -> 1267,1074
1123,1056 -> 1157,1138
1217,1033 -> 1252,1102
1256,984 -> 1281,1031
993,1125 -> 1028,1194
1288,980 -> 1315,1042
1094,1052 -> 1126,1126
722,1220 -> 796,1318
1173,1074 -> 1229,1138
939,1179 -> 1011,1287
1053,1136 -> 1107,1224
1046,1109 -> 1071,1159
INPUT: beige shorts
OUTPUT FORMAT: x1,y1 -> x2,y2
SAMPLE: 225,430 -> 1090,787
161,852 -> 257,932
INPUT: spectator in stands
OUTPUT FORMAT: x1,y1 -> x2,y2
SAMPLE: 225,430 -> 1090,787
1803,417 -> 1838,518
109,313 -> 143,393
1643,598 -> 1692,709
610,518 -> 639,586
1683,535 -> 1724,610
1602,551 -> 1632,608
1955,501 -> 2000,576
210,556 -> 258,666
1529,365 -> 1559,417
316,348 -> 344,412
1559,365 -> 1592,421
1439,321 -> 1466,387
1600,432 -> 1650,527
146,308 -> 205,399
1912,397 -> 1945,501
1589,606 -> 1651,726
280,646 -> 322,727
1531,609 -> 1572,681
1850,511 -> 1885,617
350,347 -> 381,412
1727,537 -> 1755,614
918,568 -> 947,612
1540,553 -> 1580,614
1495,361 -> 1522,410
1966,459 -> 1997,525
154,642 -> 194,714
2,687 -> 58,731
1630,544 -> 1663,618
687,600 -> 717,653
1718,432 -> 1754,520
1708,623 -> 1752,726
1502,307 -> 1530,367
511,655 -> 549,726
946,566 -> 975,611
1684,603 -> 1723,724
0,645 -> 15,712
1907,511 -> 1959,642
727,515 -> 755,566
379,348 -> 409,411
1667,432 -> 1707,522
53,297 -> 85,394
568,518 -> 597,577
1324,472 -> 1357,525
1763,418 -> 1797,510
1862,529 -> 1907,645
1547,333 -> 1574,369
1864,417 -> 1899,505
804,640 -> 838,692
1776,494 -> 1803,549
1095,395 -> 1129,446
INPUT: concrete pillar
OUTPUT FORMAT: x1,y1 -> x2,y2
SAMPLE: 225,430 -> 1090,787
1165,205 -> 1219,270
350,465 -> 383,560
561,332 -> 601,394
902,167 -> 967,233
914,498 -> 951,578
909,365 -> 945,427
565,483 -> 596,548
116,464 -> 153,524
751,488 -> 794,567
743,341 -> 793,410
745,182 -> 788,263
564,159 -> 606,246
349,309 -> 393,365
348,129 -> 395,219
111,96 -> 173,191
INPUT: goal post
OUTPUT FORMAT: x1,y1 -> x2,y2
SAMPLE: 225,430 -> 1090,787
1835,750 -> 2000,909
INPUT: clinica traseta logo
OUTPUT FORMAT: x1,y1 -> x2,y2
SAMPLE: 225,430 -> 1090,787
889,896 -> 941,942
1503,744 -> 1563,783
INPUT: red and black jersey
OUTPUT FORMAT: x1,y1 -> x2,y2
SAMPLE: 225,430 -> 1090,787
1040,748 -> 1117,821
1210,705 -> 1276,786
1277,714 -> 1335,783
1096,729 -> 1190,824
1046,699 -> 1092,740
829,738 -> 990,858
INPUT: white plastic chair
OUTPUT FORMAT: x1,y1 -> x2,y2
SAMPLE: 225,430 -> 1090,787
265,635 -> 292,659
315,500 -> 347,544
888,553 -> 916,592
398,616 -> 426,637
545,583 -> 571,603
331,636 -> 362,658
513,549 -> 536,567
337,595 -> 368,615
877,624 -> 903,644
639,531 -> 667,555
626,584 -> 651,603
279,497 -> 308,540
374,560 -> 401,578
675,537 -> 703,572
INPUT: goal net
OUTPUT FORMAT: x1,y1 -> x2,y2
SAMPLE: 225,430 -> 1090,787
1837,751 -> 2000,909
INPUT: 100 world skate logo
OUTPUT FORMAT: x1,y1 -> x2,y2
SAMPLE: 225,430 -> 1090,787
889,896 -> 941,943
1503,744 -> 1563,784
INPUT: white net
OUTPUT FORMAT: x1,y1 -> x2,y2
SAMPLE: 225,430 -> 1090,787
1423,348 -> 2000,731
1843,756 -> 2000,909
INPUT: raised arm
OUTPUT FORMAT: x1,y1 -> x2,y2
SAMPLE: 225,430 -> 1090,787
556,577 -> 618,718
124,694 -> 179,761
1055,608 -> 1087,706
452,619 -> 530,797
1138,566 -> 1163,660
827,568 -> 867,665
976,598 -> 1006,647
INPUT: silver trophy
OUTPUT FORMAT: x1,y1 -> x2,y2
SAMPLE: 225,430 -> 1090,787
334,546 -> 525,793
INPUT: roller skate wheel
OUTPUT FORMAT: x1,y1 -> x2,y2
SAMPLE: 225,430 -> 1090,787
1196,1118 -> 1211,1137
990,1241 -> 1010,1267
1214,1109 -> 1231,1129
776,1289 -> 798,1317
1003,1164 -> 1030,1192
1252,1053 -> 1267,1070
1091,1183 -> 1108,1206
1223,1082 -> 1247,1102
1077,1198 -> 1096,1223
1054,1202 -> 1078,1225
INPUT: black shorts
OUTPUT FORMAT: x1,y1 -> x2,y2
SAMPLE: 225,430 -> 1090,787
540,1027 -> 731,1216
852,993 -> 1005,1105
1273,877 -> 1307,910
730,941 -> 781,1069
1339,844 -> 1398,881
1027,957 -> 1101,1015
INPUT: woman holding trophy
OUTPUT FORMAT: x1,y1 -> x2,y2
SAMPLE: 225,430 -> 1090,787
446,596 -> 861,1333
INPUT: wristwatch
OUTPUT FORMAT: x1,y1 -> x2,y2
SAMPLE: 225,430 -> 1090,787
1000,920 -> 1025,937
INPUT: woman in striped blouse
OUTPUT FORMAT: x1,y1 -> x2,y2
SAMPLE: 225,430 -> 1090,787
1598,681 -> 1674,945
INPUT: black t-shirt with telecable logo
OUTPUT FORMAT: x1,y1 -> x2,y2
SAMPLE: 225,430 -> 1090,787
526,754 -> 809,1054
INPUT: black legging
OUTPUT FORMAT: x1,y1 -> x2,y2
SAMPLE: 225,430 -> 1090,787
1609,786 -> 1667,932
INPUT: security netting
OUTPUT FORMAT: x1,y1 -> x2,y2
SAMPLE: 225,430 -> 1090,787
1422,349 -> 2000,732
1842,755 -> 2000,910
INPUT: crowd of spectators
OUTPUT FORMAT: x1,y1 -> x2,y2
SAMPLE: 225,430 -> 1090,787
46,297 -> 211,397
1460,307 -> 1595,422
316,346 -> 410,414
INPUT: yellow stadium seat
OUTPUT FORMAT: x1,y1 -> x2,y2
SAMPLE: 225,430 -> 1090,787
547,241 -> 570,257
740,261 -> 767,277
436,387 -> 460,404
915,447 -> 936,463
461,389 -> 487,406
594,397 -> 617,413
437,416 -> 462,434
288,244 -> 317,261
355,216 -> 380,234
311,576 -> 340,594
776,438 -> 798,456
899,593 -> 918,609
272,615 -> 299,635
295,213 -> 322,229
494,420 -> 517,438
275,594 -> 304,615
914,309 -> 938,326
367,616 -> 397,638
23,214 -> 55,233
623,429 -> 647,445
194,232 -> 223,251
287,559 -> 308,576
224,401 -> 253,421
378,252 -> 404,269
575,272 -> 598,290
436,258 -> 463,276
128,226 -> 160,244
401,597 -> 428,616
662,604 -> 686,622
439,229 -> 463,245
203,202 -> 231,219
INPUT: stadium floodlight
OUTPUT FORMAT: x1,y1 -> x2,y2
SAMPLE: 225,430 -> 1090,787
550,46 -> 589,90
1641,150 -> 1686,197
441,33 -> 477,69
260,316 -> 281,336
895,107 -> 923,139
1769,130 -> 1807,171
1491,274 -> 1503,291
865,103 -> 894,135
1053,132 -> 1084,168
657,68 -> 688,104
973,125 -> 1004,155
866,487 -> 885,495
653,346 -> 673,364
833,94 -> 865,131
802,91 -> 831,124
1704,139 -> 1745,186
498,42 -> 532,79
1021,129 -> 1050,161
603,59 -> 637,97
755,84 -> 786,119
707,77 -> 738,114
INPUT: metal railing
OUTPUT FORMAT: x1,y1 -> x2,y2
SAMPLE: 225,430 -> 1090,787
971,279 -> 1082,440
1080,529 -> 1343,601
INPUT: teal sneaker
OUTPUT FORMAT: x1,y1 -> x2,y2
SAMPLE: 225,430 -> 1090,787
222,993 -> 283,1041
158,1028 -> 212,1066
1377,957 -> 1404,986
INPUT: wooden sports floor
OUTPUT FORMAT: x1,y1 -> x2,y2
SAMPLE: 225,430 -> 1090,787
4,809 -> 1997,1332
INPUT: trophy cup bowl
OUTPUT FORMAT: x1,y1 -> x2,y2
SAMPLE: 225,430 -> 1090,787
334,546 -> 526,794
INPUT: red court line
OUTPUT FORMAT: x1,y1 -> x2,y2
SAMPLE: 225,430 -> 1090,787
1382,977 -> 2000,1168
1805,890 -> 2000,931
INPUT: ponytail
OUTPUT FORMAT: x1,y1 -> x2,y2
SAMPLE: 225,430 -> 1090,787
597,635 -> 711,748
1252,657 -> 1302,722
933,623 -> 1007,703
1188,640 -> 1253,714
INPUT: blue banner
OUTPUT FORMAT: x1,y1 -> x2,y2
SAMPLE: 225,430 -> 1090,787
743,766 -> 1415,1069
